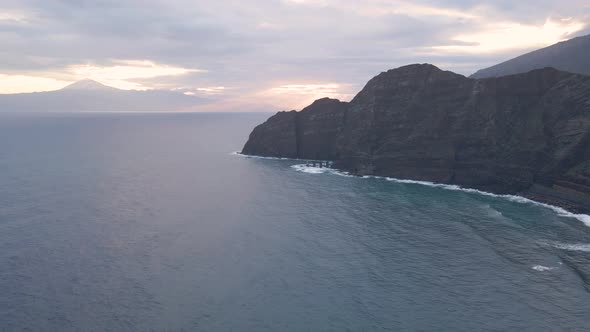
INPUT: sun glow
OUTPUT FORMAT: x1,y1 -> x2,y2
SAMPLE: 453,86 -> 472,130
0,60 -> 204,93
0,11 -> 29,24
68,60 -> 203,90
196,86 -> 226,94
0,75 -> 71,94
265,83 -> 354,109
434,18 -> 586,53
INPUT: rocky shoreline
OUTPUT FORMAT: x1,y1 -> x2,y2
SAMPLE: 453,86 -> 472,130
242,64 -> 590,215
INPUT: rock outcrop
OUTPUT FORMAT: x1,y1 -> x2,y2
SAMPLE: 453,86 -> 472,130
242,64 -> 590,214
242,97 -> 348,160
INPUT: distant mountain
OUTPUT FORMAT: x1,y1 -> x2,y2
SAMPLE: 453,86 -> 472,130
61,79 -> 117,91
471,34 -> 590,78
0,79 -> 205,112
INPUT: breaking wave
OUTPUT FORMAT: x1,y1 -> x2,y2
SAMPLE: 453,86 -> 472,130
233,150 -> 590,228
288,162 -> 590,228
290,164 -> 353,177
548,242 -> 590,252
381,177 -> 590,228
532,265 -> 556,271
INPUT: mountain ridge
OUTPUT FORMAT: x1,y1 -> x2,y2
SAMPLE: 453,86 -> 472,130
0,79 -> 205,112
61,79 -> 116,91
471,34 -> 590,78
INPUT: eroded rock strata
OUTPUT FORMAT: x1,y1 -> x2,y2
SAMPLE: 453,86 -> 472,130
242,64 -> 590,214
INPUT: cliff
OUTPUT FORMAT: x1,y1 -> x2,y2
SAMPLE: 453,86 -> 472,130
242,97 -> 348,160
242,64 -> 590,214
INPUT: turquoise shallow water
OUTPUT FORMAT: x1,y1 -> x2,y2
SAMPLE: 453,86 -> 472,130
0,113 -> 589,331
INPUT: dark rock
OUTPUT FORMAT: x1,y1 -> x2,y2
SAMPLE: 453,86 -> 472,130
242,110 -> 299,158
241,64 -> 590,214
242,98 -> 348,159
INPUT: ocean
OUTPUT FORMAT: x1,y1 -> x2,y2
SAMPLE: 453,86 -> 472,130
0,112 -> 589,331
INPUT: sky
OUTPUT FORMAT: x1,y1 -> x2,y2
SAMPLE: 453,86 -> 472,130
0,0 -> 589,110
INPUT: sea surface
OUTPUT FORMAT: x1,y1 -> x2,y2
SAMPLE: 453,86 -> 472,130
1,112 -> 589,331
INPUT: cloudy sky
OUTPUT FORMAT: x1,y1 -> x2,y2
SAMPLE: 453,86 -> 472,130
0,0 -> 589,110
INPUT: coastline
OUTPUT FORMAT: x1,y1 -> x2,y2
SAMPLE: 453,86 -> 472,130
234,152 -> 590,228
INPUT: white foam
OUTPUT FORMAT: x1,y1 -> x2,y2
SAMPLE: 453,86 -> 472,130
291,165 -> 328,174
550,243 -> 590,252
290,164 -> 353,177
237,153 -> 590,227
368,175 -> 590,227
532,265 -> 555,271
289,163 -> 590,228
388,178 -> 590,226
483,204 -> 504,218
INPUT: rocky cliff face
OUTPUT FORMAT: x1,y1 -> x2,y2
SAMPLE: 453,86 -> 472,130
242,64 -> 590,214
242,98 -> 348,159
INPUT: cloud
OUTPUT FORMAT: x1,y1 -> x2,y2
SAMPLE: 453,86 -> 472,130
266,82 -> 355,109
433,18 -> 585,53
67,60 -> 204,90
0,74 -> 70,94
195,86 -> 226,94
0,0 -> 588,109
0,10 -> 29,24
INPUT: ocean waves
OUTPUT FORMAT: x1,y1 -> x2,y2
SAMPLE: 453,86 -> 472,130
532,265 -> 556,271
546,242 -> 590,252
290,164 -> 353,177
288,163 -> 590,228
